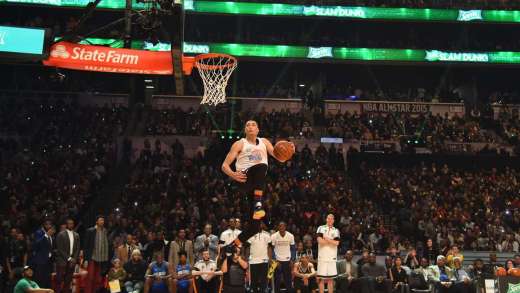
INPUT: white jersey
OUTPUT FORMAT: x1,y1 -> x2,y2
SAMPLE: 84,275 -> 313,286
247,231 -> 272,264
194,260 -> 217,282
271,231 -> 295,262
235,138 -> 268,172
220,229 -> 242,246
316,225 -> 340,261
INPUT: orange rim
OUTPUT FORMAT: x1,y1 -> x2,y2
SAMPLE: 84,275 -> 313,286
194,53 -> 237,71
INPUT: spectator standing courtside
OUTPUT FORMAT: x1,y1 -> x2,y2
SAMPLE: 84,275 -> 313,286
83,215 -> 111,293
247,223 -> 272,293
194,224 -> 219,261
220,218 -> 242,255
271,222 -> 295,293
316,214 -> 340,293
55,218 -> 80,293
116,234 -> 138,265
6,228 -> 28,285
169,229 -> 194,268
30,220 -> 54,289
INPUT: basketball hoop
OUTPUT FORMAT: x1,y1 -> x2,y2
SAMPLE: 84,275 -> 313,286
194,53 -> 237,106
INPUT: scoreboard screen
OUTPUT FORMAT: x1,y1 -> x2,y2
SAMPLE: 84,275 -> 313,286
0,25 -> 51,59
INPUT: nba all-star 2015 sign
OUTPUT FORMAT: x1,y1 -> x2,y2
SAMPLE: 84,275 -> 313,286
43,41 -> 174,74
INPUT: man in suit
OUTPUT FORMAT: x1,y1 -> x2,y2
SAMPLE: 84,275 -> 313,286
116,234 -> 137,265
194,225 -> 219,261
31,219 -> 55,289
55,218 -> 80,293
83,215 -> 111,293
169,229 -> 194,268
337,250 -> 359,293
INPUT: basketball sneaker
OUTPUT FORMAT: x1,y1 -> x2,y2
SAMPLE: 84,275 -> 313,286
253,202 -> 265,220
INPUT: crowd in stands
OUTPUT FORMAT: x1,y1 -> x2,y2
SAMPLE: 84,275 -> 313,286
320,112 -> 495,144
1,96 -> 520,293
145,108 -> 312,139
498,116 -> 520,144
231,84 -> 462,103
3,135 -> 520,293
0,99 -> 127,292
144,105 -> 500,148
360,162 -> 520,253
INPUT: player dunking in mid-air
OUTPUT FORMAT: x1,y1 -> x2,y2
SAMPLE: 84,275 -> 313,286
221,120 -> 294,244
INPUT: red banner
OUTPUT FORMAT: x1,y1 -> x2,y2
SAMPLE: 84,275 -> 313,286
43,41 -> 192,75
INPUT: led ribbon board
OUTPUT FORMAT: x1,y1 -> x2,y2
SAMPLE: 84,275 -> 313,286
0,0 -> 146,9
0,25 -> 48,57
3,0 -> 520,23
53,38 -> 520,64
178,42 -> 520,64
183,1 -> 520,23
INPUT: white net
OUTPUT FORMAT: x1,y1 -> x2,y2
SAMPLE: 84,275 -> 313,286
195,54 -> 237,106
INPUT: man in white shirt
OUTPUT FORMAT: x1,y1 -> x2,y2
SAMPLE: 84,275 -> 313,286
271,222 -> 295,293
218,218 -> 242,259
220,218 -> 242,246
192,250 -> 222,293
316,214 -> 340,293
247,224 -> 272,293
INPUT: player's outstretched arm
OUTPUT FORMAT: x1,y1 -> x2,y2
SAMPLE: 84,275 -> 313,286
221,140 -> 247,183
262,138 -> 294,162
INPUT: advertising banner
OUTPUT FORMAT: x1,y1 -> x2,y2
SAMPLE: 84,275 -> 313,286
43,41 -> 175,75
361,102 -> 431,114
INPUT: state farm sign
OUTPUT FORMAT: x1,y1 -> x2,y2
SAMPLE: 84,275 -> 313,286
43,41 -> 174,75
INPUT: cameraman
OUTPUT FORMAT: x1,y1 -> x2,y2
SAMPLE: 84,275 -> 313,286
221,247 -> 248,293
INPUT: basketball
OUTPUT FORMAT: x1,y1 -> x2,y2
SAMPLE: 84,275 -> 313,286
274,140 -> 294,162
509,268 -> 520,277
496,267 -> 507,276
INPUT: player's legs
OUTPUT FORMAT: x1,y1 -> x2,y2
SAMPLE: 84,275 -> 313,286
317,260 -> 336,293
231,163 -> 267,246
241,163 -> 268,220
326,279 -> 333,293
281,261 -> 293,292
318,278 -> 325,293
